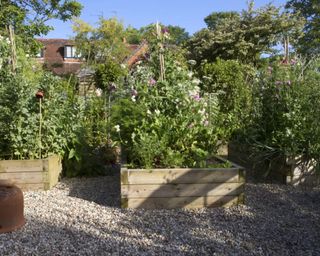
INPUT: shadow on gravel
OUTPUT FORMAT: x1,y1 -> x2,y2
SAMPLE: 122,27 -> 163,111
0,218 -> 125,255
205,184 -> 320,255
61,174 -> 121,208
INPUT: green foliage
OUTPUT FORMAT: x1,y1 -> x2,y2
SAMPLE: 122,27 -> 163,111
111,30 -> 222,168
62,94 -> 118,177
94,60 -> 127,91
201,59 -> 256,139
187,2 -> 304,66
238,58 -> 320,168
139,23 -> 189,45
204,11 -> 240,30
285,0 -> 320,55
125,26 -> 143,44
0,56 -> 80,159
0,0 -> 82,53
73,17 -> 129,63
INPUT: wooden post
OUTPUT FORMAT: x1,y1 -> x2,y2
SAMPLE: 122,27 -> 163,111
156,22 -> 165,81
39,97 -> 42,159
8,25 -> 17,72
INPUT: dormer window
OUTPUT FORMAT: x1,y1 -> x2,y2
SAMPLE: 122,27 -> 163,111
36,48 -> 44,58
64,45 -> 80,58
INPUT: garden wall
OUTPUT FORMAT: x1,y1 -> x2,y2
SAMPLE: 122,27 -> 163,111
0,155 -> 62,191
121,163 -> 245,209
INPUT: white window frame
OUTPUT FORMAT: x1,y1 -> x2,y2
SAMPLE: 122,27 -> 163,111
64,45 -> 80,58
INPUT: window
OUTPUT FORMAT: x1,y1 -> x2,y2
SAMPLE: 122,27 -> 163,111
36,48 -> 44,58
64,45 -> 80,58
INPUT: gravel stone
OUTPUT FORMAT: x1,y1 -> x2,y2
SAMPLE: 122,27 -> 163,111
0,175 -> 319,255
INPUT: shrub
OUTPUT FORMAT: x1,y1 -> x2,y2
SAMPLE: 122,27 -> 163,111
238,58 -> 320,174
111,39 -> 222,168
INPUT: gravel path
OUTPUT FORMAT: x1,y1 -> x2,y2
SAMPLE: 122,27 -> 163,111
0,176 -> 319,256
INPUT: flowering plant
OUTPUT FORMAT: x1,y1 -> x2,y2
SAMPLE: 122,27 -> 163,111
237,57 -> 320,176
112,43 -> 221,168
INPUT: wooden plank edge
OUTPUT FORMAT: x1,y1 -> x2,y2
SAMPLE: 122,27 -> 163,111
123,195 -> 241,209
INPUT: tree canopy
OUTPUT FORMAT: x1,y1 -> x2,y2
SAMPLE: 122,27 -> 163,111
73,17 -> 129,64
285,0 -> 320,55
186,2 -> 304,66
0,0 -> 82,51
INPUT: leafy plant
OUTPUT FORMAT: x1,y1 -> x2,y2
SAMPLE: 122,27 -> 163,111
237,57 -> 320,176
111,26 -> 222,168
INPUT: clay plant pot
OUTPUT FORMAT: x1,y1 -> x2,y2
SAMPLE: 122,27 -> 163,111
0,180 -> 25,233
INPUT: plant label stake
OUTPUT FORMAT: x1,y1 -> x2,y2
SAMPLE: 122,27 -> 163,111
36,90 -> 44,159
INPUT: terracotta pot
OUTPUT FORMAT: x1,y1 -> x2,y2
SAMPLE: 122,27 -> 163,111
0,181 -> 25,233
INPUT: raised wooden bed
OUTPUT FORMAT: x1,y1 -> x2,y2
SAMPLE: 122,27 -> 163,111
229,143 -> 320,187
286,156 -> 320,187
0,155 -> 62,191
121,157 -> 245,209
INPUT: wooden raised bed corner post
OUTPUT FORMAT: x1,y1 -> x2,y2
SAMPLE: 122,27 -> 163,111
121,156 -> 245,209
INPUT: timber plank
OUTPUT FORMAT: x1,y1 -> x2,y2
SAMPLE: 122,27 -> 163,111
0,160 -> 43,173
122,169 -> 240,185
125,195 -> 240,209
121,183 -> 244,198
0,172 -> 44,184
16,183 -> 46,191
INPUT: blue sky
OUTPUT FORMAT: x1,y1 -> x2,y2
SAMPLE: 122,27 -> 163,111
45,0 -> 288,38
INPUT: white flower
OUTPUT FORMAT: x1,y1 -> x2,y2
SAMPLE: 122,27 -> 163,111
147,110 -> 152,115
114,125 -> 120,132
198,109 -> 206,115
192,78 -> 201,85
25,54 -> 30,58
131,96 -> 136,102
131,132 -> 136,140
5,38 -> 10,44
95,88 -> 103,97
120,64 -> 127,69
188,60 -> 197,66
155,109 -> 160,115
187,72 -> 193,78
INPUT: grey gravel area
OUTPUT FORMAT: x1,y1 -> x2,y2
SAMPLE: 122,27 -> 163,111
0,176 -> 319,256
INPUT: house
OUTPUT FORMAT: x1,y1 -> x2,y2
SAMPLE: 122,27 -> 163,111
36,39 -> 83,76
36,38 -> 148,77
76,40 -> 149,96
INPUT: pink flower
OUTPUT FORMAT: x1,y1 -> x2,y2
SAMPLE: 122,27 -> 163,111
203,120 -> 209,126
290,59 -> 297,65
192,94 -> 201,101
161,28 -> 169,34
149,78 -> 156,86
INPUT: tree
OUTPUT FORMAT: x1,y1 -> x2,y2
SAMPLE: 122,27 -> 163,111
0,0 -> 82,51
73,17 -> 129,90
73,17 -> 129,63
139,23 -> 189,45
125,26 -> 142,44
285,0 -> 320,55
204,11 -> 240,30
186,2 -> 304,66
166,25 -> 189,45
